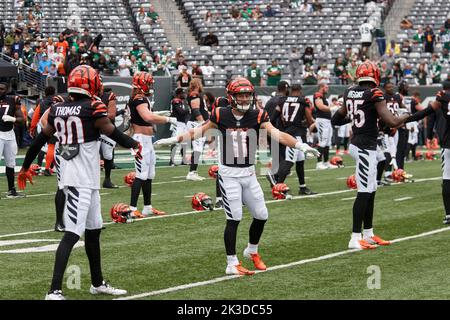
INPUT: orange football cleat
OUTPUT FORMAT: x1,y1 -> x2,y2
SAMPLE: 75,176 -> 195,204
131,210 -> 145,219
248,253 -> 267,271
151,207 -> 166,216
225,262 -> 255,276
366,235 -> 391,246
358,239 -> 377,249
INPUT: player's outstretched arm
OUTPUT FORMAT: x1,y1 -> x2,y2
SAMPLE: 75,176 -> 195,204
262,121 -> 320,157
136,103 -> 177,125
404,101 -> 440,123
331,104 -> 350,126
154,121 -> 217,147
376,100 -> 410,128
96,117 -> 142,157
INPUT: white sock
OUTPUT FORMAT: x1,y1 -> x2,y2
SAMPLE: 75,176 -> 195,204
363,228 -> 374,239
227,255 -> 239,266
300,184 -> 306,188
351,232 -> 362,241
130,206 -> 137,212
246,243 -> 258,254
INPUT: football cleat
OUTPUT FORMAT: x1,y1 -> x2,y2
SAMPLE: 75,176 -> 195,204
364,235 -> 391,246
130,210 -> 145,219
348,239 -> 377,250
272,183 -> 290,200
443,215 -> 450,225
6,189 -> 25,199
316,162 -> 328,170
54,223 -> 65,233
186,171 -> 206,181
215,198 -> 223,209
110,203 -> 133,223
45,290 -> 66,300
299,186 -> 317,196
89,281 -> 127,296
192,192 -> 214,211
243,249 -> 267,271
103,179 -> 119,189
44,169 -> 53,176
124,172 -> 136,187
151,207 -> 166,216
346,175 -> 357,189
225,262 -> 255,276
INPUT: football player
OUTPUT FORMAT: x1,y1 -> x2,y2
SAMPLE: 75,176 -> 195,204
17,65 -> 143,300
99,86 -> 119,188
314,81 -> 337,169
128,71 -> 177,217
169,87 -> 190,166
0,82 -> 25,198
403,81 -> 450,224
155,78 -> 320,275
332,61 -> 410,249
186,79 -> 209,181
269,84 -> 317,195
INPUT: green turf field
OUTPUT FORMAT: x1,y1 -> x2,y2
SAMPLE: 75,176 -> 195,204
0,152 -> 448,300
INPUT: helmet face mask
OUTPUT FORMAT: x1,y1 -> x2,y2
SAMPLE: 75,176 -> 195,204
192,192 -> 214,211
110,203 -> 133,223
230,92 -> 254,113
227,77 -> 255,113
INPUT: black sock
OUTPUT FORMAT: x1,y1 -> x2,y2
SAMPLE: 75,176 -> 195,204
169,144 -> 176,165
384,153 -> 392,172
50,231 -> 80,291
443,180 -> 450,216
377,160 -> 386,182
277,160 -> 293,184
296,161 -> 305,186
224,220 -> 240,255
37,151 -> 45,167
55,189 -> 66,226
190,151 -> 201,172
85,229 -> 103,287
317,147 -> 324,162
323,147 -> 330,163
216,178 -> 222,198
180,144 -> 187,164
6,167 -> 15,191
336,137 -> 341,152
103,159 -> 113,180
130,177 -> 143,207
249,219 -> 267,245
353,193 -> 371,233
142,179 -> 152,206
343,138 -> 349,151
363,192 -> 376,230
412,144 -> 417,160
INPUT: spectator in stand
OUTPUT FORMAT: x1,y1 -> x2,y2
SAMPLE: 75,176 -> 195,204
289,47 -> 301,78
401,39 -> 412,54
301,46 -> 314,69
80,28 -> 93,49
266,59 -> 282,86
136,7 -> 147,24
439,26 -> 450,51
346,58 -> 358,83
446,18 -> 450,30
33,4 -> 44,20
264,4 -> 277,17
334,57 -> 346,84
118,52 -> 131,77
316,44 -> 329,68
424,25 -> 435,53
21,41 -> 34,66
302,64 -> 318,85
176,54 -> 188,71
191,62 -> 204,85
400,16 -> 413,30
391,62 -> 403,85
240,3 -> 252,20
415,62 -> 428,85
11,35 -> 24,57
403,64 -> 413,78
300,0 -> 313,13
0,22 -> 5,53
359,19 -> 374,57
38,53 -> 52,73
205,11 -> 214,24
441,48 -> 450,64
317,64 -> 331,84
430,54 -> 442,83
385,39 -> 401,56
379,60 -> 390,86
246,61 -> 263,86
202,32 -> 219,47
230,5 -> 241,19
252,6 -> 263,20
105,55 -> 118,76
137,52 -> 153,72
177,66 -> 192,88
49,64 -> 58,77
55,34 -> 69,57
374,25 -> 386,57
130,43 -> 143,59
312,0 -> 323,15
147,5 -> 162,24
200,60 -> 215,77
24,0 -> 35,8
129,54 -> 139,75
412,26 -> 425,44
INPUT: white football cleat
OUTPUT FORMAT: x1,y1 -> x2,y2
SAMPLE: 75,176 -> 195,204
225,262 -> 255,275
316,162 -> 327,170
45,290 -> 66,300
348,239 -> 377,250
89,281 -> 127,296
186,171 -> 205,181
325,162 -> 339,169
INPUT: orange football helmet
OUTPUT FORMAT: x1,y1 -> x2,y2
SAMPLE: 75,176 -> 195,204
425,150 -> 437,160
132,71 -> 154,95
110,203 -> 132,223
192,192 -> 214,211
415,150 -> 423,160
29,164 -> 41,176
330,156 -> 343,167
272,183 -> 290,200
124,172 -> 136,187
226,77 -> 255,112
347,175 -> 357,189
208,165 -> 219,179
356,60 -> 380,86
67,65 -> 102,97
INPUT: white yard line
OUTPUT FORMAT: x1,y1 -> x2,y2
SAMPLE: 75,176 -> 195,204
394,197 -> 413,202
117,226 -> 450,300
341,197 -> 356,201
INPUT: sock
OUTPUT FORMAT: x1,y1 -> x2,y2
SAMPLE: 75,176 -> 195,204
142,179 -> 152,206
296,161 -> 305,186
352,192 -> 371,233
376,160 -> 386,182
224,220 -> 240,256
276,160 -> 293,184
50,231 -> 80,291
130,177 -> 143,208
216,179 -> 222,198
227,255 -> 239,266
363,228 -> 374,239
249,219 -> 267,245
37,151 -> 45,167
5,167 -> 15,191
442,180 -> 450,216
84,229 -> 103,287
323,147 -> 330,163
363,192 -> 376,230
317,147 -> 324,162
169,144 -> 176,165
351,232 -> 362,241
130,206 -> 137,211
190,151 -> 201,172
103,159 -> 113,180
55,188 -> 66,226
45,143 -> 55,170
343,138 -> 349,151
246,243 -> 258,254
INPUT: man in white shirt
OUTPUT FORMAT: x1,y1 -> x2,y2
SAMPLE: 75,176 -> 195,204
118,52 -> 132,77
200,60 -> 215,77
359,20 -> 374,56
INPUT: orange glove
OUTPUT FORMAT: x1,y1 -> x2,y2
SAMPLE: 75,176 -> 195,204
17,168 -> 34,190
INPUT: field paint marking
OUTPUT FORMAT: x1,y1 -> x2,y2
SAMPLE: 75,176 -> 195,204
0,176 -> 440,239
394,197 -> 413,202
117,226 -> 450,300
341,197 -> 356,201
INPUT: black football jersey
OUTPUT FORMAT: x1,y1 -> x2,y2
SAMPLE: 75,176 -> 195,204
343,85 -> 385,150
187,92 -> 209,122
265,95 -> 286,129
48,97 -> 107,144
210,107 -> 269,167
129,95 -> 152,127
170,97 -> 190,123
436,90 -> 450,148
278,96 -> 311,137
211,97 -> 230,112
384,93 -> 402,116
0,95 -> 20,132
314,91 -> 331,120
